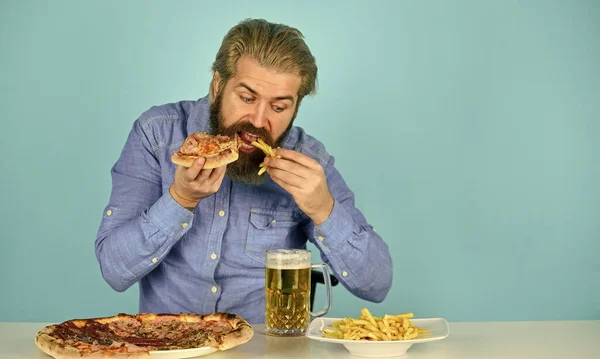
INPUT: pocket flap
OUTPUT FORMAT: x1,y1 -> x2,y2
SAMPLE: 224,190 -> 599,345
249,209 -> 299,229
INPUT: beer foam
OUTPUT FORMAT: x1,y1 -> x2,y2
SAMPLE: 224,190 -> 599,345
266,249 -> 311,269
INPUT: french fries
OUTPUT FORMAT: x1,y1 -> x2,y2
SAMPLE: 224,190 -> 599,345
250,138 -> 280,175
322,308 -> 431,341
251,138 -> 275,157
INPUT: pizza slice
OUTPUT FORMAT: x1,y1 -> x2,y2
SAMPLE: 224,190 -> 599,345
171,132 -> 241,169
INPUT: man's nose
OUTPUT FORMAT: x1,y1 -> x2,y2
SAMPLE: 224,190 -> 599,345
248,102 -> 267,128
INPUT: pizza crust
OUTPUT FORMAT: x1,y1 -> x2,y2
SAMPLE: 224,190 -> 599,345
202,312 -> 255,350
171,148 -> 238,169
35,328 -> 81,359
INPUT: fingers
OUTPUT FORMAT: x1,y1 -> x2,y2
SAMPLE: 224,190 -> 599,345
208,164 -> 227,182
189,164 -> 227,186
183,157 -> 206,181
196,168 -> 213,182
267,167 -> 304,189
269,173 -> 299,195
273,148 -> 320,169
179,157 -> 227,185
264,156 -> 310,179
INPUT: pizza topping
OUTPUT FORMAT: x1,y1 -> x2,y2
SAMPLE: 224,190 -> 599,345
52,320 -> 111,344
179,134 -> 223,156
214,134 -> 232,143
109,316 -> 141,336
51,316 -> 222,350
121,336 -> 169,347
206,319 -> 234,334
177,132 -> 234,156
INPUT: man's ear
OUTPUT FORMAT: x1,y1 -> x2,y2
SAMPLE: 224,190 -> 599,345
212,72 -> 221,99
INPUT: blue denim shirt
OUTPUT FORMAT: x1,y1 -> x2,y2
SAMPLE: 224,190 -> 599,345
95,96 -> 393,324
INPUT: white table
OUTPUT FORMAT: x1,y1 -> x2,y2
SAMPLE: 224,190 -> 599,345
1,321 -> 598,358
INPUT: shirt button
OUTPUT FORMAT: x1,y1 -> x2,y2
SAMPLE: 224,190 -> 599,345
342,271 -> 348,277
218,210 -> 225,217
106,209 -> 112,216
181,222 -> 188,229
152,257 -> 158,263
211,286 -> 218,293
317,236 -> 325,241
271,219 -> 277,224
210,253 -> 217,260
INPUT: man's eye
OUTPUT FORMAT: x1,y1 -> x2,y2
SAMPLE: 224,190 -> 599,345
272,105 -> 284,113
241,96 -> 254,103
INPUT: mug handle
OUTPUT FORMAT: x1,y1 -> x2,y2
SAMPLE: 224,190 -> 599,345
309,263 -> 332,318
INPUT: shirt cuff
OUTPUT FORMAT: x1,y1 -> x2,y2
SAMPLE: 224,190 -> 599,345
146,191 -> 195,238
312,198 -> 354,251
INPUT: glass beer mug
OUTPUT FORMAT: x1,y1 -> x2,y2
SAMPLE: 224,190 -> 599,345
265,249 -> 332,336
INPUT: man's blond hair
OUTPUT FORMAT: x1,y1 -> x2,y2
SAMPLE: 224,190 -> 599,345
210,18 -> 317,107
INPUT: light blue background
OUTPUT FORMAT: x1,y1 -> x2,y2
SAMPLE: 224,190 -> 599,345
1,0 -> 598,323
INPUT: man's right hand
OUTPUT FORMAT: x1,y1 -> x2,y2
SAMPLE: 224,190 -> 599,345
169,157 -> 227,209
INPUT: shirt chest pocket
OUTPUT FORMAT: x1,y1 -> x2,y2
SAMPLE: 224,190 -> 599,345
245,208 -> 304,266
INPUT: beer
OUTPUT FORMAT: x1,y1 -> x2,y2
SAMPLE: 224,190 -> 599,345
265,267 -> 311,335
265,250 -> 311,336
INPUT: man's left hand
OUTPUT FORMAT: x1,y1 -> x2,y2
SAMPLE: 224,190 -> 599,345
264,148 -> 334,225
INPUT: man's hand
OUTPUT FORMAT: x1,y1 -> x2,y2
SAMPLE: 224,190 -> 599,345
264,148 -> 334,225
170,157 -> 227,209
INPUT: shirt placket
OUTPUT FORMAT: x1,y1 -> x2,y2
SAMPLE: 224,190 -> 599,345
201,177 -> 230,314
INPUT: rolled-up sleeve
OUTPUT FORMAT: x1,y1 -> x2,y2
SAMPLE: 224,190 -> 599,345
94,119 -> 193,292
306,156 -> 393,303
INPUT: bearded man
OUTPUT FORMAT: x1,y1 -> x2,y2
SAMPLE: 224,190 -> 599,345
96,18 -> 393,324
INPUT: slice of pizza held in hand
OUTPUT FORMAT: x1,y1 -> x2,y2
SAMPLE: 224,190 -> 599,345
35,312 -> 254,358
171,132 -> 241,169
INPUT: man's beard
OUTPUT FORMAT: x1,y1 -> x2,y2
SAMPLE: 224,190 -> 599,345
209,93 -> 292,185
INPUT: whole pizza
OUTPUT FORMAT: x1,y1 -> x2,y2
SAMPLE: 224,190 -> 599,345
35,312 -> 254,358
